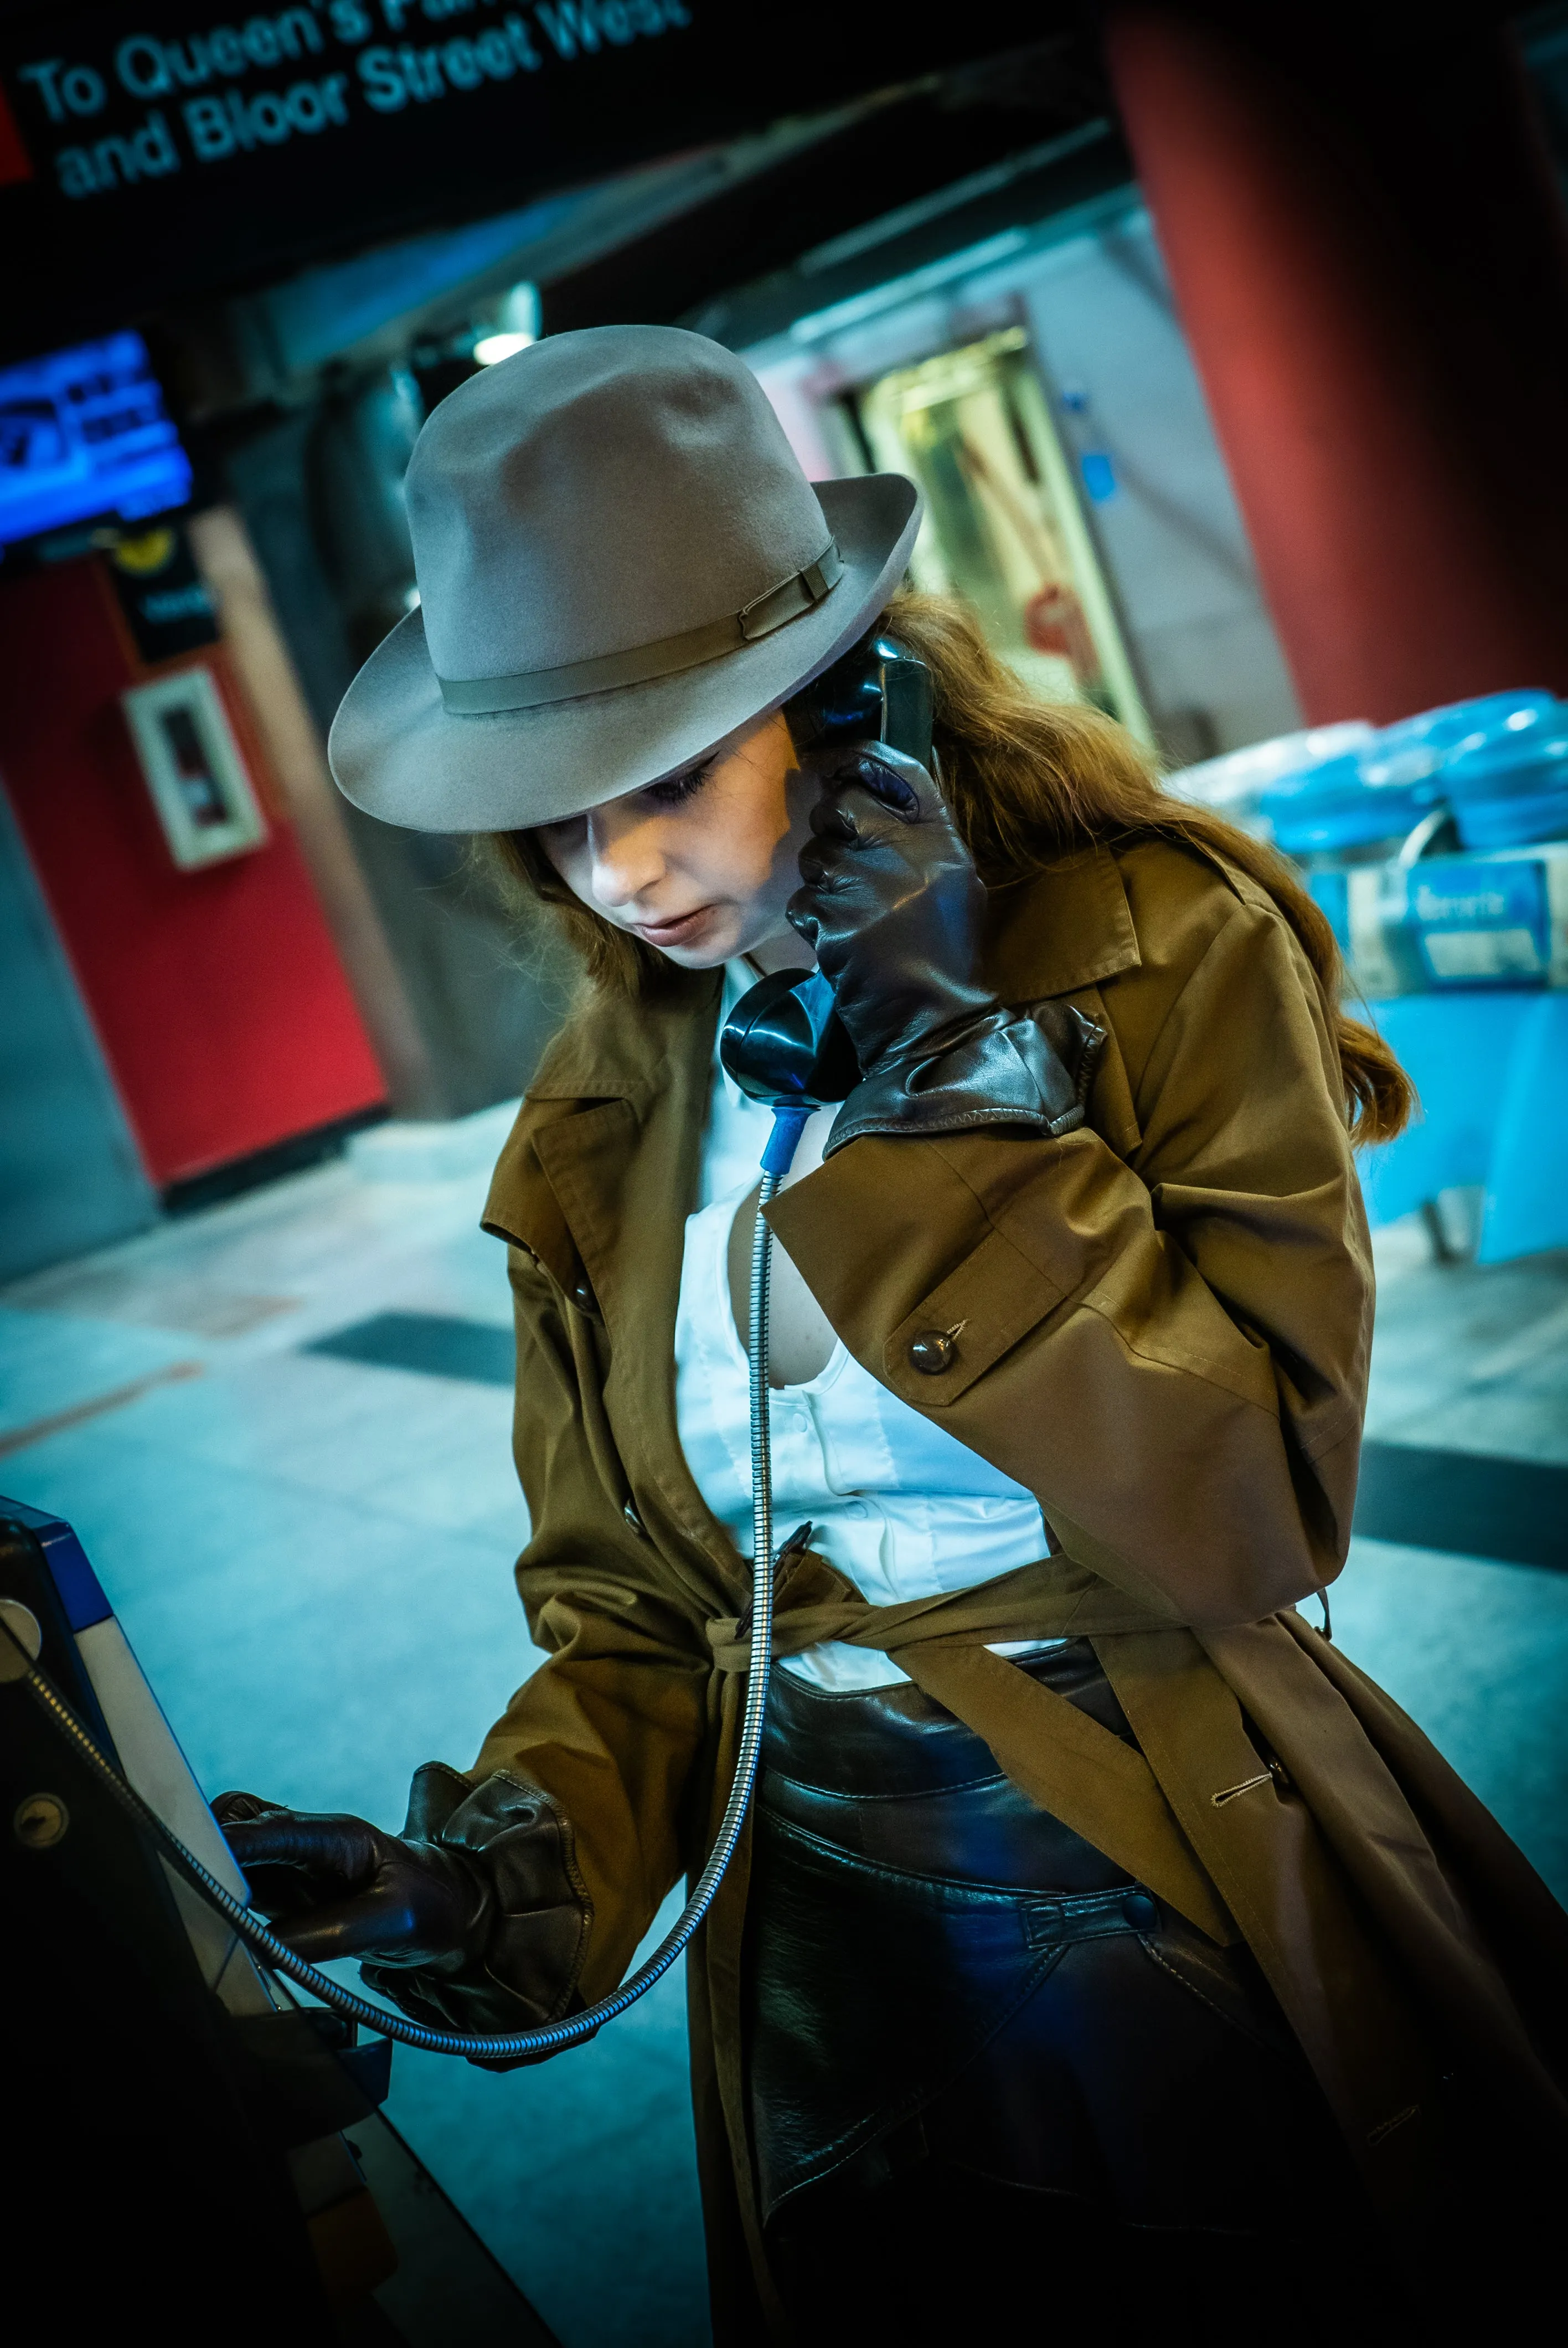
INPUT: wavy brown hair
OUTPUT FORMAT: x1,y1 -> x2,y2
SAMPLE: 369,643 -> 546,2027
487,591 -> 1412,1144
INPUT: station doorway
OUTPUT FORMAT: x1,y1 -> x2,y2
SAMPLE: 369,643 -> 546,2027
853,326 -> 1153,745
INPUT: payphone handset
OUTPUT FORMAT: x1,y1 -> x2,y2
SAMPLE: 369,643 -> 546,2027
718,634 -> 936,1129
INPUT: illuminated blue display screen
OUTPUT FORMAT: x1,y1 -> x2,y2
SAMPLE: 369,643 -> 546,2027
0,331 -> 193,549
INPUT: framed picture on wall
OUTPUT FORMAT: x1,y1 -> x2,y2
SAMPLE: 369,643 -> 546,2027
121,667 -> 267,871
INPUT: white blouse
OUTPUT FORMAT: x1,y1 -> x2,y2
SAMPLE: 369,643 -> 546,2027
673,965 -> 1057,1691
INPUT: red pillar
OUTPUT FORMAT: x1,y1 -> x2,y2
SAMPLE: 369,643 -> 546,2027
1105,3 -> 1568,725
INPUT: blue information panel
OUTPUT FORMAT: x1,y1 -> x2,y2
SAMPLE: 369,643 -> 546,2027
1311,849 -> 1564,996
0,329 -> 192,548
1405,857 -> 1551,987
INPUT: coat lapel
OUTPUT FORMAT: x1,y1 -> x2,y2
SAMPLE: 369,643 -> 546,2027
983,844 -> 1141,999
484,968 -> 748,1605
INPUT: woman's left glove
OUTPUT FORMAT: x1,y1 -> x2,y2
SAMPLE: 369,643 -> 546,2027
215,1785 -> 487,1967
216,1767 -> 592,2039
787,743 -> 1102,1154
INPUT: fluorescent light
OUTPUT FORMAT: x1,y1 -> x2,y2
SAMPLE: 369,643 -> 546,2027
474,331 -> 535,365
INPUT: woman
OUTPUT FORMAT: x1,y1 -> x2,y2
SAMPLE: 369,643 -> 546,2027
221,328 -> 1568,2342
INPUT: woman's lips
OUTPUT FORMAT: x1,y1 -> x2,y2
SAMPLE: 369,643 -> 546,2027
632,905 -> 716,946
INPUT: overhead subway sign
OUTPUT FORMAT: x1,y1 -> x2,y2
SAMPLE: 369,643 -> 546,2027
11,3 -> 687,197
0,0 -> 1050,361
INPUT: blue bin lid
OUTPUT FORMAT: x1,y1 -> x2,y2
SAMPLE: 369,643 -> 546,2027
1444,718 -> 1568,847
1260,689 -> 1565,856
1374,688 -> 1556,755
1443,712 -> 1568,798
1260,752 -> 1443,853
1453,789 -> 1568,850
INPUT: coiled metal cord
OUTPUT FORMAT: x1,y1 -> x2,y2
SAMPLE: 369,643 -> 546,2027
747,1166 -> 782,1672
3,1170 -> 789,2061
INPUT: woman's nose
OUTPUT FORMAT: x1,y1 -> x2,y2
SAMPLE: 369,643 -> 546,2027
585,804 -> 663,909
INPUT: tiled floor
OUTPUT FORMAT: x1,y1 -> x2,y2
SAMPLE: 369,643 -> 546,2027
3,1120 -> 1567,2343
1332,1213 -> 1568,1896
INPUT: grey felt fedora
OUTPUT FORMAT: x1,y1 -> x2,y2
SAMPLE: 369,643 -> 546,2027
328,325 -> 922,833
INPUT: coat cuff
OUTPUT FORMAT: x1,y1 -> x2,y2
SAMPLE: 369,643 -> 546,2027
826,1002 -> 1103,1157
360,1762 -> 593,2051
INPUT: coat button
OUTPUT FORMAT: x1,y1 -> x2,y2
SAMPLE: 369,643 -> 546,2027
570,1274 -> 600,1318
622,1499 -> 647,1538
908,1328 -> 956,1376
1122,1891 -> 1158,1932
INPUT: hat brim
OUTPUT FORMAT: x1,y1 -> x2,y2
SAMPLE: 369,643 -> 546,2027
327,473 -> 922,833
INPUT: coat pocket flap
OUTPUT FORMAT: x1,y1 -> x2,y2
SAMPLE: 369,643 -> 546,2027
880,1226 -> 1065,1408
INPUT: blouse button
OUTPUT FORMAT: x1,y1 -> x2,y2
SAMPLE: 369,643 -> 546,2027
909,1328 -> 957,1377
843,1500 -> 869,1520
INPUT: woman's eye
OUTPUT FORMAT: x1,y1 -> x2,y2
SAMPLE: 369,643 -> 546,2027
643,761 -> 713,809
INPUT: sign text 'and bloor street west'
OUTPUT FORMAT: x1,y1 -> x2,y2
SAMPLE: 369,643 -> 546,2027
0,0 -> 1051,359
16,3 -> 688,198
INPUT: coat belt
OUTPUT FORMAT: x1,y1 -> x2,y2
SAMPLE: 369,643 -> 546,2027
705,1553 -> 1237,1945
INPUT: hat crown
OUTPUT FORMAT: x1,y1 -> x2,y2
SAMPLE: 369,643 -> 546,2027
406,326 -> 831,689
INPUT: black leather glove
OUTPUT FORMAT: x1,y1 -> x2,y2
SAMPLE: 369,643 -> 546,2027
216,1767 -> 592,2041
215,1786 -> 488,1968
787,743 -> 1103,1154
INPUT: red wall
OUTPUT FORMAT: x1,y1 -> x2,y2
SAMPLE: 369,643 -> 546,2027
0,557 -> 385,1188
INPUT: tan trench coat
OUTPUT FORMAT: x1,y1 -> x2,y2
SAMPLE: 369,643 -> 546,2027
471,833 -> 1568,2334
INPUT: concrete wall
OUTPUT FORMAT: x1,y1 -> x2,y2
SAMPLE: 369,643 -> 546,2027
0,789 -> 156,1282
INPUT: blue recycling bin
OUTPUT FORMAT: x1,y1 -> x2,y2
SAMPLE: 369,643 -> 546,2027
1185,692 -> 1568,1260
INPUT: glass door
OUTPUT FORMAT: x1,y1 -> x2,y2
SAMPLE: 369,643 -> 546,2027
854,326 -> 1153,745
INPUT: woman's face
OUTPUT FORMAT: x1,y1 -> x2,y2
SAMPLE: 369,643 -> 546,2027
533,710 -> 816,970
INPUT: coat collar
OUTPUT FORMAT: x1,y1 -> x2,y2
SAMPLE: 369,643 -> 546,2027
520,964 -> 721,1105
983,843 -> 1141,1002
481,969 -> 715,1276
508,845 -> 1136,1115
481,844 -> 1138,1268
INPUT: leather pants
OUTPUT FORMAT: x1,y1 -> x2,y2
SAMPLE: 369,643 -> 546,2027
746,1644 -> 1405,2344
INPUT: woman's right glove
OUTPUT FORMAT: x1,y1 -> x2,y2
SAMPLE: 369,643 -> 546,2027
216,1765 -> 592,2041
788,742 -> 1102,1155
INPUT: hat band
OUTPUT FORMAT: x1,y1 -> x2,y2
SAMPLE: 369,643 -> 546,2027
436,542 -> 844,715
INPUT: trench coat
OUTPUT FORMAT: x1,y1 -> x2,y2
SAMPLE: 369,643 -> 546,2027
467,832 -> 1568,2335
